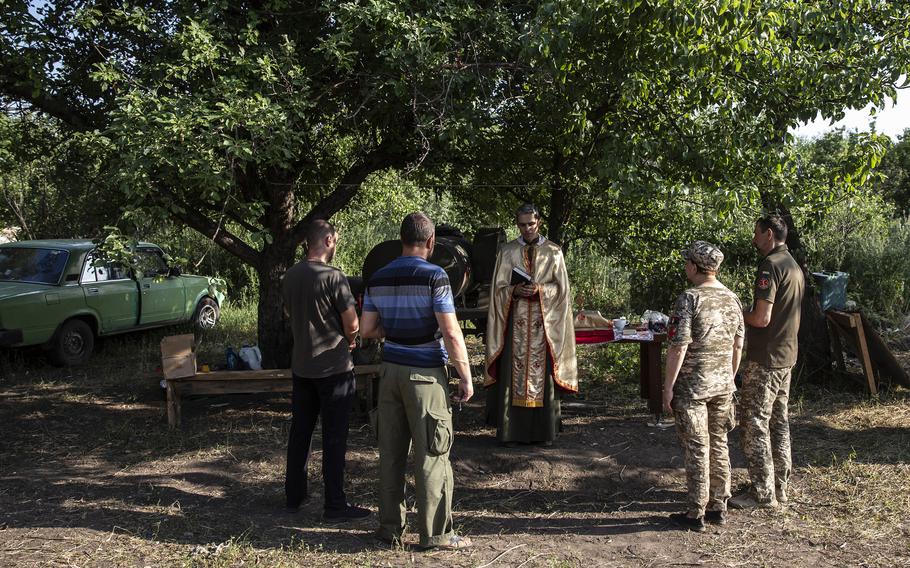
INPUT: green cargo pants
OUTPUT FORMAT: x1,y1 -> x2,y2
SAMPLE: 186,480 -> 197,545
376,362 -> 455,548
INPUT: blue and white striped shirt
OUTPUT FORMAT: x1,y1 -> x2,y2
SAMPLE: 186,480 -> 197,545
362,255 -> 455,368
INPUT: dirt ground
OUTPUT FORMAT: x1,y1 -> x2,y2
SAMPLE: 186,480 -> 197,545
1,342 -> 909,567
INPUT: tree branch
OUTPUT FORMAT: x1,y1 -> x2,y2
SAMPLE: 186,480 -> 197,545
0,61 -> 94,130
291,141 -> 411,243
157,186 -> 261,267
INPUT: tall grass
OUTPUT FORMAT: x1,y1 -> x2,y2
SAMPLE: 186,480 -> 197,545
193,301 -> 260,365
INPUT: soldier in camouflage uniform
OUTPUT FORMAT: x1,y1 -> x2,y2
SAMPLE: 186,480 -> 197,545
664,241 -> 745,531
730,214 -> 804,510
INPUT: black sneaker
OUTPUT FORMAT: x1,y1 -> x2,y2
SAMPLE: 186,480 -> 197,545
668,512 -> 705,532
323,503 -> 372,523
704,510 -> 727,525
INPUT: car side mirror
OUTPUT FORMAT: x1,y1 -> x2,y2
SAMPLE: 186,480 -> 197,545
168,266 -> 182,277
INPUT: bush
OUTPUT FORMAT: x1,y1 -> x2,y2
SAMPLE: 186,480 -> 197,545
841,216 -> 910,324
147,226 -> 260,305
797,193 -> 910,325
332,174 -> 512,278
566,244 -> 631,315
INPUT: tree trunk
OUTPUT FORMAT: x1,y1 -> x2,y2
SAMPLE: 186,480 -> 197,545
253,172 -> 298,369
773,207 -> 832,381
548,182 -> 570,246
256,240 -> 297,369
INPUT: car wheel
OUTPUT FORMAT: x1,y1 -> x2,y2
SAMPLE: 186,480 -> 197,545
49,319 -> 95,366
194,297 -> 220,330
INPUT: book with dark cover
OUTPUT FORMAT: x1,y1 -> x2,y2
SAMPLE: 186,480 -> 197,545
510,266 -> 533,285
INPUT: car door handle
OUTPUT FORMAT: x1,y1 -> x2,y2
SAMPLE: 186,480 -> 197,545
87,287 -> 100,294
142,283 -> 151,289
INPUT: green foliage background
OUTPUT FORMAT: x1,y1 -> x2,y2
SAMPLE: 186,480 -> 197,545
4,115 -> 910,327
3,0 -> 910,339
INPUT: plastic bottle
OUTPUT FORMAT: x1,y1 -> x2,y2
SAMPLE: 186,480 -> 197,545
226,346 -> 238,371
239,344 -> 262,370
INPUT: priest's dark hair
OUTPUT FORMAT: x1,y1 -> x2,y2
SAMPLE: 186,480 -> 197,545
515,203 -> 540,220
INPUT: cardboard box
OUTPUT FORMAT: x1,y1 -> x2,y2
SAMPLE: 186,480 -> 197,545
161,334 -> 194,358
161,334 -> 196,379
162,353 -> 197,379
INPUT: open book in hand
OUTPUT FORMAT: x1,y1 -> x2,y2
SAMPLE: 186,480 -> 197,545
510,266 -> 533,285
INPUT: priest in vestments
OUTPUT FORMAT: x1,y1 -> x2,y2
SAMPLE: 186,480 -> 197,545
484,204 -> 578,445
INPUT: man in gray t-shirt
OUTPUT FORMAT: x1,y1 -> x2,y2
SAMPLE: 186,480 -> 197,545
281,220 -> 369,522
284,258 -> 356,379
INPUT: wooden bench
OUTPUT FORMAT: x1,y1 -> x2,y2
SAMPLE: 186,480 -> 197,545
165,365 -> 381,428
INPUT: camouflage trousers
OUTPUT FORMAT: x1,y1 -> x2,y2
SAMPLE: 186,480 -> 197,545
739,361 -> 792,503
673,393 -> 736,517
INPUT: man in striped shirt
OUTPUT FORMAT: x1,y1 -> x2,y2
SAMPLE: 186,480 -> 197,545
361,212 -> 474,550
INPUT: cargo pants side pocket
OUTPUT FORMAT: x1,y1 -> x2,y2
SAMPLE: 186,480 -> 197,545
426,407 -> 453,456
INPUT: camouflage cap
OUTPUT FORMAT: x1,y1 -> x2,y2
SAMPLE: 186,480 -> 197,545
682,240 -> 724,271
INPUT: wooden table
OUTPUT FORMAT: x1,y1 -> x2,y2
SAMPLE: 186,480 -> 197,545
578,332 -> 667,420
165,365 -> 381,428
620,334 -> 667,420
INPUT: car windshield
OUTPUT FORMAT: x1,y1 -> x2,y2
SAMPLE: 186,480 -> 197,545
0,247 -> 70,285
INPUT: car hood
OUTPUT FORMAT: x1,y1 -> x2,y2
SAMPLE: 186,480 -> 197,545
0,281 -> 52,301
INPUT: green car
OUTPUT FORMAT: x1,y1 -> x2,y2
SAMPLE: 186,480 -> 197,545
0,239 -> 226,366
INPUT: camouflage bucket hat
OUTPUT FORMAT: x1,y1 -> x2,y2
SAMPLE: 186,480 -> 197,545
682,240 -> 724,271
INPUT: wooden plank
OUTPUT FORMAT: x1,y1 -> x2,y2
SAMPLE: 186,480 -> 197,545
166,380 -> 180,428
164,365 -> 382,427
178,379 -> 293,397
177,369 -> 291,382
827,318 -> 846,372
175,374 -> 380,397
859,312 -> 910,388
852,314 -> 878,396
827,316 -> 872,389
827,311 -> 878,396
170,364 -> 380,384
827,310 -> 858,329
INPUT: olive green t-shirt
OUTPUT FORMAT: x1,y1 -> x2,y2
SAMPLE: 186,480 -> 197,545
745,244 -> 804,368
669,284 -> 745,401
281,260 -> 356,378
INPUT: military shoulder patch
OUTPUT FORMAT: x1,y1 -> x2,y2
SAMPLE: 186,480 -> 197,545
757,277 -> 770,290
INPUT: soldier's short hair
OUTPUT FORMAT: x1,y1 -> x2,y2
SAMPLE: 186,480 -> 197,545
756,214 -> 788,243
306,219 -> 335,248
515,203 -> 541,221
400,212 -> 435,246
